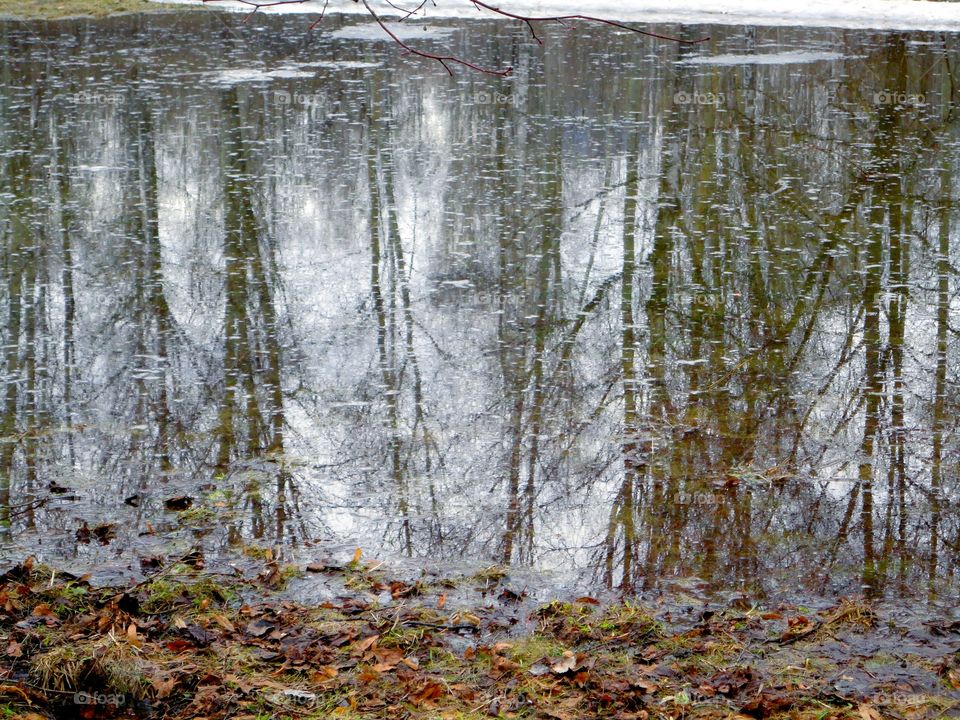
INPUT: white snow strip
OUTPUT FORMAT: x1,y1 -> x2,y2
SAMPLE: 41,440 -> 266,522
153,0 -> 960,31
207,67 -> 315,84
679,50 -> 848,64
328,23 -> 456,40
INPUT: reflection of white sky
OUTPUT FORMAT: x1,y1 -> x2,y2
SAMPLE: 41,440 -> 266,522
3,18 -> 958,594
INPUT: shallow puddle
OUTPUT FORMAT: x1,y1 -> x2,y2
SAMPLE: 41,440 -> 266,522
0,10 -> 958,605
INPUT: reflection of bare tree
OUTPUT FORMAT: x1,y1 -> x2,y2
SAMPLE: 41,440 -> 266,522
0,139 -> 32,535
0,87 -> 50,535
604,119 -> 642,591
217,87 -> 286,468
120,92 -> 178,478
0,21 -> 958,598
498,108 -> 563,566
216,88 -> 299,547
929,158 -> 952,598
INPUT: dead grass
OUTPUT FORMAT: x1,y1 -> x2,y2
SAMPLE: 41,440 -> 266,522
0,0 -> 203,20
31,638 -> 154,699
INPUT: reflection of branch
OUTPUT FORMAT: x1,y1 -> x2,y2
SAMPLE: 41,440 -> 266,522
202,0 -> 706,75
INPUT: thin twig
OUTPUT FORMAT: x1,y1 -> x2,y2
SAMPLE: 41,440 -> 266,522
361,0 -> 511,75
200,0 -> 705,75
468,0 -> 710,45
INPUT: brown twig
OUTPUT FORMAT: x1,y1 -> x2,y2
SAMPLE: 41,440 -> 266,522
384,0 -> 430,21
469,0 -> 710,45
201,0 -> 708,75
360,0 -> 511,75
308,0 -> 332,29
203,0 -> 313,23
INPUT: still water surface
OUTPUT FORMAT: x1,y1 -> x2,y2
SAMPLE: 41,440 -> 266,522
1,10 -> 959,602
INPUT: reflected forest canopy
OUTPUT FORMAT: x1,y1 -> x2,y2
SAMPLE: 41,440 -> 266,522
1,10 -> 959,603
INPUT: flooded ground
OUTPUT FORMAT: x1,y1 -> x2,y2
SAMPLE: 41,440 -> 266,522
0,9 -> 959,605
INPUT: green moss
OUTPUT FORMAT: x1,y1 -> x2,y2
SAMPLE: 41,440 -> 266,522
507,636 -> 569,667
142,574 -> 235,613
379,625 -> 428,649
178,506 -> 216,525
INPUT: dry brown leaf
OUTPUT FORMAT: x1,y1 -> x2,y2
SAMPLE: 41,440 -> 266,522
410,681 -> 444,706
551,650 -> 577,674
31,603 -> 54,617
357,669 -> 379,683
353,634 -> 379,655
313,666 -> 338,682
453,611 -> 481,627
859,703 -> 883,720
152,675 -> 178,699
126,622 -> 141,647
633,677 -> 658,693
212,614 -> 235,632
401,657 -> 420,670
492,656 -> 519,674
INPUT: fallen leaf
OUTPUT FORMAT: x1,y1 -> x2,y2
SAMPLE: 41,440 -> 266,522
164,495 -> 193,511
152,675 -> 178,699
126,622 -> 141,648
212,614 -> 235,632
352,635 -> 379,655
245,618 -> 275,638
165,639 -> 194,653
31,604 -> 54,618
357,669 -> 379,683
551,650 -> 577,674
410,681 -> 444,706
351,548 -> 363,564
313,666 -> 338,682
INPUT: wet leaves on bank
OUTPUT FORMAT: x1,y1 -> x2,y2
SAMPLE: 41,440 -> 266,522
0,556 -> 955,719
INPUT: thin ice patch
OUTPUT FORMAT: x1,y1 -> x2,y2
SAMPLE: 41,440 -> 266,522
679,51 -> 846,65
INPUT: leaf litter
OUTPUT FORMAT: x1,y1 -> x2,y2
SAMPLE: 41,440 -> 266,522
0,555 -> 955,718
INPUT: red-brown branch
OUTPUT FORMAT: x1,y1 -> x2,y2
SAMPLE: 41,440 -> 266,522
203,0 -> 312,23
360,0 -> 511,75
384,0 -> 430,21
201,0 -> 708,75
469,0 -> 709,45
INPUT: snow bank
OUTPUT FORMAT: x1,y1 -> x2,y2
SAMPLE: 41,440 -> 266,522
155,0 -> 960,31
